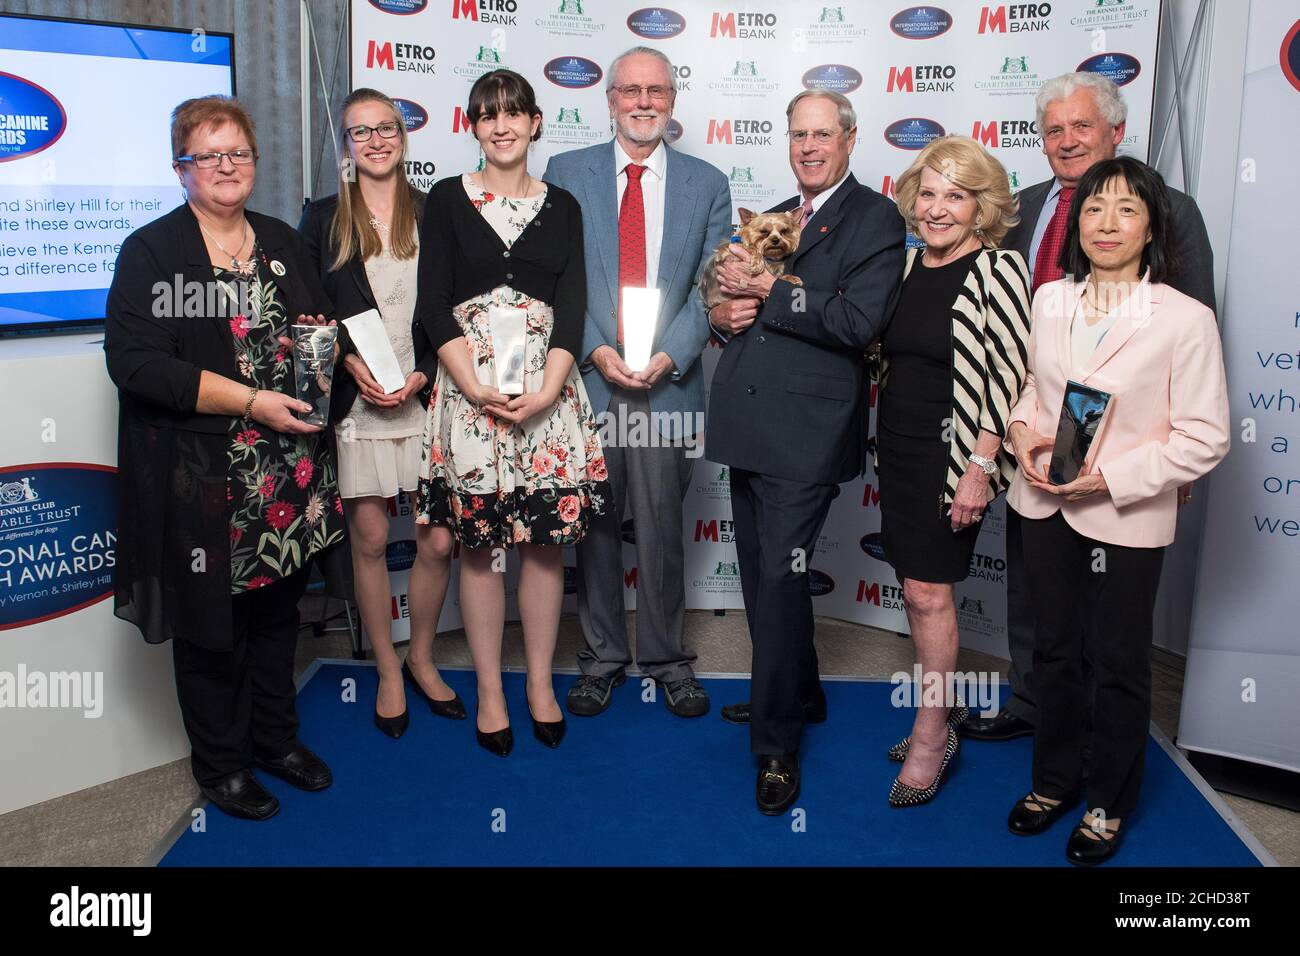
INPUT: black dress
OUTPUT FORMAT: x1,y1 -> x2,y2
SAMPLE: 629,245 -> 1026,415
877,249 -> 983,584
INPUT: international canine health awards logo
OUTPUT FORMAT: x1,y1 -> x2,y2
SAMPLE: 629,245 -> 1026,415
392,98 -> 428,132
536,0 -> 606,38
802,63 -> 864,93
1285,19 -> 1300,93
884,117 -> 945,149
1077,52 -> 1141,86
627,8 -> 687,39
544,56 -> 603,89
369,0 -> 427,13
0,464 -> 117,630
0,73 -> 67,162
889,6 -> 953,40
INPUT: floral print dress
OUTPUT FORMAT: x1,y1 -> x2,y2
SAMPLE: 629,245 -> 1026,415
414,175 -> 611,549
217,244 -> 344,591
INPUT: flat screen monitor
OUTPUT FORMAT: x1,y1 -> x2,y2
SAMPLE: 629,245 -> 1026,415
0,14 -> 235,337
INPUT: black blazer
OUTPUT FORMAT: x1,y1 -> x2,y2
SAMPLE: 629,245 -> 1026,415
297,188 -> 434,421
706,175 -> 906,485
415,175 -> 586,359
1003,175 -> 1217,313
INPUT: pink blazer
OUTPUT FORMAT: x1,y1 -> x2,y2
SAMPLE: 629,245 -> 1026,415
1006,276 -> 1229,548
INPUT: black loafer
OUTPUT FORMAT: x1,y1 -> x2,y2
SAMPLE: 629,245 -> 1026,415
755,755 -> 800,815
254,744 -> 333,792
721,700 -> 827,725
1007,792 -> 1076,835
403,659 -> 467,720
961,708 -> 1034,741
200,769 -> 280,821
1067,822 -> 1124,866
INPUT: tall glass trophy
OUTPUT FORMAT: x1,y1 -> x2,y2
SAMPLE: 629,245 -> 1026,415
292,324 -> 339,426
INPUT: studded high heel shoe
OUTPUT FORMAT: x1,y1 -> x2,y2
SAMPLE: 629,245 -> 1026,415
888,725 -> 959,808
886,701 -> 969,762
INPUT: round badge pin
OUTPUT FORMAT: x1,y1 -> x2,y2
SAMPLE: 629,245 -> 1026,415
270,259 -> 286,276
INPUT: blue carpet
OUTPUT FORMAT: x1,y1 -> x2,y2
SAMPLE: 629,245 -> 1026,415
159,663 -> 1263,867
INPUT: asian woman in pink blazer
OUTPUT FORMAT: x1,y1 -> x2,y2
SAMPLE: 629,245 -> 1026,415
1002,157 -> 1229,865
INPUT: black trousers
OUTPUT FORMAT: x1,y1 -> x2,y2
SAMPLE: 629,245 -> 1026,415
1020,510 -> 1164,818
172,568 -> 310,786
729,468 -> 835,757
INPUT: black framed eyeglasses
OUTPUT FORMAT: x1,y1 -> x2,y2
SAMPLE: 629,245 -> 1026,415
346,122 -> 402,142
174,149 -> 258,168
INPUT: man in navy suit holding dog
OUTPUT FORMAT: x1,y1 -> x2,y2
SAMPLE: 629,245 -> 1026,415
707,89 -> 905,814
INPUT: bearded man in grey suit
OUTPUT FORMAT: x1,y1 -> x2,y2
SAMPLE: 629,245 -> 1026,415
544,47 -> 731,719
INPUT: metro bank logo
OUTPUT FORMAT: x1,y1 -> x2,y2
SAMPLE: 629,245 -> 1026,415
710,11 -> 778,39
365,40 -> 437,73
971,118 -> 1039,148
0,73 -> 67,162
450,0 -> 518,24
977,4 -> 1052,33
706,118 -> 774,146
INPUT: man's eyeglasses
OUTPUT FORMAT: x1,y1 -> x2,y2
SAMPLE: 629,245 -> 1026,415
346,122 -> 402,142
787,129 -> 841,145
611,84 -> 672,101
174,149 -> 257,168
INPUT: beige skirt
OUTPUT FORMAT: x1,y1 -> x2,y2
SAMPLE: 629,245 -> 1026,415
337,433 -> 423,500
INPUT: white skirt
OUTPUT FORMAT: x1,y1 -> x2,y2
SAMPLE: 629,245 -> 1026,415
337,433 -> 423,500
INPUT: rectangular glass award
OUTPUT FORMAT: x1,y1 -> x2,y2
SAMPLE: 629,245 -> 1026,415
341,309 -> 405,394
488,303 -> 528,396
621,286 -> 661,373
292,324 -> 338,427
1049,380 -> 1112,485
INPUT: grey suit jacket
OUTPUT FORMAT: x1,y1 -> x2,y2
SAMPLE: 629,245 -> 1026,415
1003,175 -> 1216,313
543,141 -> 732,438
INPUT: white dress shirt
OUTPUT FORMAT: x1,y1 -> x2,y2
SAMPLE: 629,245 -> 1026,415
799,169 -> 850,220
614,138 -> 667,288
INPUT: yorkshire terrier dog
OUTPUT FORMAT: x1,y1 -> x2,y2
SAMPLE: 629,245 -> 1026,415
699,208 -> 803,311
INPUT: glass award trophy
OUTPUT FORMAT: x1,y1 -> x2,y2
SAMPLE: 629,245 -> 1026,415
292,324 -> 338,426
488,303 -> 528,396
1049,380 -> 1112,485
621,286 -> 661,372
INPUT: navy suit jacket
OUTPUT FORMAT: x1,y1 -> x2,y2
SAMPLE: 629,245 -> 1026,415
706,174 -> 906,484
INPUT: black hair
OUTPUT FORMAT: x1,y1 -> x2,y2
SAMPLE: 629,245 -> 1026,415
1058,156 -> 1179,284
466,69 -> 543,142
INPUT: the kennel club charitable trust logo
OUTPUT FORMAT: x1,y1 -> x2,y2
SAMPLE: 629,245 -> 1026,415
627,8 -> 687,39
727,166 -> 777,207
535,0 -> 605,38
708,60 -> 780,98
802,64 -> 864,94
0,464 -> 117,631
544,56 -> 603,89
392,98 -> 428,132
889,6 -> 953,40
453,44 -> 507,81
796,6 -> 867,45
369,0 -> 427,13
1077,52 -> 1141,86
884,117 -> 945,149
548,106 -> 605,146
1069,0 -> 1151,31
975,55 -> 1042,95
0,73 -> 67,162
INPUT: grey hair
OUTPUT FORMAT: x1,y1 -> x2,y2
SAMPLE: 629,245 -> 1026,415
1035,72 -> 1127,131
785,89 -> 856,132
606,46 -> 675,91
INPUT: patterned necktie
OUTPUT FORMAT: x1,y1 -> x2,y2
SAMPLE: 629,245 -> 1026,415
1032,185 -> 1075,293
617,163 -> 647,348
800,195 -> 815,229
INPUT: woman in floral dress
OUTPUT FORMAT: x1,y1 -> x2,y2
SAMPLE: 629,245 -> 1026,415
414,70 -> 610,756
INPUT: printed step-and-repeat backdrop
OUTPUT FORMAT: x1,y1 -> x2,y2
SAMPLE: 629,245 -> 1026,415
348,0 -> 1161,658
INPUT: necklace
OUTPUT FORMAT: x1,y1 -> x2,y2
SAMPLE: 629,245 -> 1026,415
198,217 -> 254,274
368,216 -> 390,236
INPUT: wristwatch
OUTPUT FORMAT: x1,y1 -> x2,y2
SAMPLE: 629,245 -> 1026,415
968,454 -> 997,477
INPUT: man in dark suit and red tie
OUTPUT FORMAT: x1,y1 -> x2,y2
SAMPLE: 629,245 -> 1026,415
706,89 -> 906,814
961,72 -> 1216,745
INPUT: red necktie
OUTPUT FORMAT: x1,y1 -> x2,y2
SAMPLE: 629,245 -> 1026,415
618,163 -> 646,348
1032,186 -> 1075,293
799,195 -> 814,229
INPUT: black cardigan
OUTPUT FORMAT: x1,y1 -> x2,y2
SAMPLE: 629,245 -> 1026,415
103,202 -> 335,649
297,188 -> 435,420
415,175 -> 585,358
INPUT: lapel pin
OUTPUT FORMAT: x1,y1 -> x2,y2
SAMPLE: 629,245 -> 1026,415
270,260 -> 286,276
820,225 -> 828,233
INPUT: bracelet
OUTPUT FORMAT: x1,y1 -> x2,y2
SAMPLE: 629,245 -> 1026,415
242,386 -> 258,422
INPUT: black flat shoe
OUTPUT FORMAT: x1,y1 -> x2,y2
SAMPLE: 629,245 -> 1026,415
476,725 -> 513,757
254,744 -> 333,792
756,754 -> 800,815
200,769 -> 280,821
888,726 -> 959,808
374,705 -> 409,739
403,659 -> 467,720
961,707 -> 1033,741
1066,821 -> 1124,866
887,701 -> 969,761
1007,791 -> 1077,835
529,708 -> 566,748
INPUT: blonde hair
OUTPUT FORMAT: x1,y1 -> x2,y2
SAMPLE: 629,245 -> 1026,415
329,88 -> 419,271
894,135 -> 1019,247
